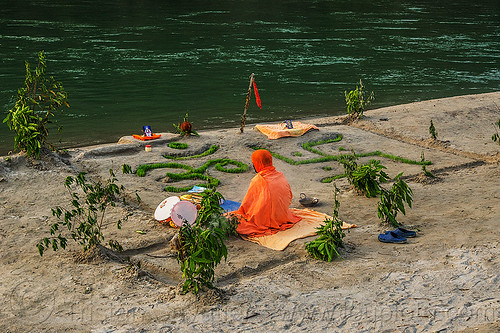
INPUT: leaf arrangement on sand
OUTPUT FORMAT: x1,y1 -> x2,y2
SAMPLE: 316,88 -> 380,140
168,142 -> 189,149
164,144 -> 218,160
136,157 -> 248,192
251,135 -> 431,183
301,135 -> 343,156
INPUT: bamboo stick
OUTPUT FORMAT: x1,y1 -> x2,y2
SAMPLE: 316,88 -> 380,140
240,73 -> 255,133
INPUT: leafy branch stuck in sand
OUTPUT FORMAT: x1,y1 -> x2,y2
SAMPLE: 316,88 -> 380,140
305,184 -> 346,261
37,169 -> 138,256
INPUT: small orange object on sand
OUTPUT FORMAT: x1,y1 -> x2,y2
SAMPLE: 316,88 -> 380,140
132,134 -> 161,141
254,121 -> 319,139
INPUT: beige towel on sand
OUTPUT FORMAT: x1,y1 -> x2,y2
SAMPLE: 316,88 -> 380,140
254,122 -> 319,139
241,208 -> 357,251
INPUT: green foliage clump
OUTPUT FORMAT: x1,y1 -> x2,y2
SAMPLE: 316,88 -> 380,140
254,139 -> 431,186
429,120 -> 438,140
351,160 -> 389,197
305,185 -> 346,262
177,223 -> 227,294
338,151 -> 389,197
377,173 -> 413,227
338,151 -> 358,181
3,51 -> 69,158
136,162 -> 189,177
169,142 -> 189,149
37,170 -> 136,256
420,152 -> 434,178
301,135 -> 343,156
293,151 -> 303,157
492,119 -> 500,145
197,189 -> 239,235
196,189 -> 225,227
173,112 -> 199,136
368,151 -> 431,166
344,79 -> 374,120
135,159 -> 248,192
214,159 -> 249,174
252,147 -> 338,166
321,174 -> 346,183
254,134 -> 429,171
177,188 -> 239,294
122,163 -> 133,174
164,145 -> 218,160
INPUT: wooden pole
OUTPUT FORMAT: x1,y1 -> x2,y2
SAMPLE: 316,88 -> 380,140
240,73 -> 255,133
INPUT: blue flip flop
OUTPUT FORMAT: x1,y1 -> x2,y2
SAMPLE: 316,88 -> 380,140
392,227 -> 416,238
378,231 -> 407,244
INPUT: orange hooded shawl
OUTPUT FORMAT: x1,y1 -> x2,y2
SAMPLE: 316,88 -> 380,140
234,150 -> 301,237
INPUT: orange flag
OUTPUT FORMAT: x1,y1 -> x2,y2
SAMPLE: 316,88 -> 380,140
253,80 -> 262,109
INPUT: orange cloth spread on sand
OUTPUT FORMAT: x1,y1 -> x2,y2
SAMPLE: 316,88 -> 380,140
254,121 -> 319,139
232,150 -> 302,237
132,134 -> 161,141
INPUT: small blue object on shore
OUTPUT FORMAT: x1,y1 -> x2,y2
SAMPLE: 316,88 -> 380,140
143,125 -> 152,137
378,231 -> 407,244
220,199 -> 241,212
392,227 -> 416,238
188,186 -> 207,193
285,120 -> 293,129
378,227 -> 417,244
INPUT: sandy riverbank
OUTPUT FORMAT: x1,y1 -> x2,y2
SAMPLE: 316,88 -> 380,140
0,92 -> 499,332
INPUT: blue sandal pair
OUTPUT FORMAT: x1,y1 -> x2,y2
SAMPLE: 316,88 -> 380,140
378,227 -> 417,244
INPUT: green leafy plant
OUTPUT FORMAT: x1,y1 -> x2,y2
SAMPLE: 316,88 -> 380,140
377,173 -> 413,227
492,118 -> 500,145
176,188 -> 239,294
344,79 -> 374,120
301,135 -> 343,156
177,223 -> 227,294
351,160 -> 389,197
37,169 -> 136,256
196,189 -> 225,227
321,174 -> 346,183
305,184 -> 346,262
136,158 -> 248,192
173,113 -> 199,136
338,151 -> 388,197
420,152 -> 434,178
168,142 -> 189,149
122,163 -> 132,174
293,151 -> 303,157
164,144 -> 218,160
429,120 -> 438,140
338,150 -> 358,182
257,144 -> 430,168
250,147 -> 338,166
206,213 -> 240,237
252,140 -> 430,186
3,51 -> 69,158
197,189 -> 240,235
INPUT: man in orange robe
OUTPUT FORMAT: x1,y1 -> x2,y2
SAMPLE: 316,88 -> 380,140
232,149 -> 302,237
